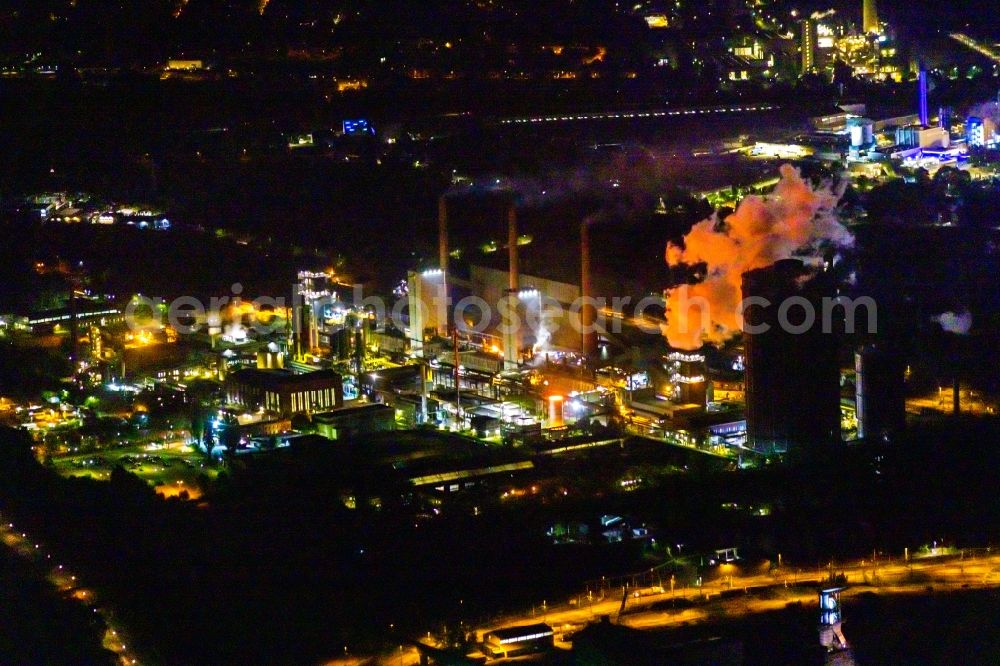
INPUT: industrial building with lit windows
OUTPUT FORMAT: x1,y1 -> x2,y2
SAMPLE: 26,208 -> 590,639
225,368 -> 343,415
482,624 -> 554,659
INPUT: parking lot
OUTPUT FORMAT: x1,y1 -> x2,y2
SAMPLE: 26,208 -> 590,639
51,446 -> 217,500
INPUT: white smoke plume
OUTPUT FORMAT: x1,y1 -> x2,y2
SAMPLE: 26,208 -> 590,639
932,310 -> 972,335
663,164 -> 852,349
532,309 -> 554,355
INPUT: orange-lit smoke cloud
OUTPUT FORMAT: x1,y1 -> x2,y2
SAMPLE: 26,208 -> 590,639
663,164 -> 851,350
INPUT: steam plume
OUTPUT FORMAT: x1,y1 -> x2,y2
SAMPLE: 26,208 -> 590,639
663,164 -> 851,350
933,310 -> 972,335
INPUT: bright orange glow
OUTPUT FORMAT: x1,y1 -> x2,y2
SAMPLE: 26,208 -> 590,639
583,46 -> 607,65
155,483 -> 202,500
336,79 -> 369,92
663,165 -> 851,349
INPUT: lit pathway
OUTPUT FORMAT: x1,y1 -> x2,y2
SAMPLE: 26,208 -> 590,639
472,550 -> 1000,645
950,34 -> 1000,65
0,515 -> 142,665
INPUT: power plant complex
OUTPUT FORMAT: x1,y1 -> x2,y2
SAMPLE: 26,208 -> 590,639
272,167 -> 938,465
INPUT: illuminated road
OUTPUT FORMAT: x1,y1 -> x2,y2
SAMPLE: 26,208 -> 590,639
907,387 -> 998,417
0,516 -> 142,665
498,104 -> 780,126
471,550 -> 1000,650
949,33 -> 1000,64
320,647 -> 423,666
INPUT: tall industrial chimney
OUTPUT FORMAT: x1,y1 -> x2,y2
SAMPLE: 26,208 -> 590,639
503,202 -> 520,370
69,278 -> 79,382
862,0 -> 879,34
507,203 -> 519,291
308,302 -> 320,352
580,220 -> 597,356
438,195 -> 449,274
918,68 -> 929,127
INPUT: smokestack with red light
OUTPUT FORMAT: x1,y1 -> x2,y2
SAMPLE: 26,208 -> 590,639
581,219 -> 597,356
